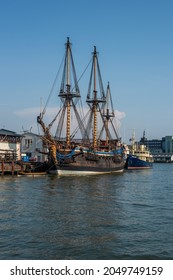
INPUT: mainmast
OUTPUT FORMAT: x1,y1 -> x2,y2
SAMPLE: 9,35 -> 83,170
86,46 -> 105,149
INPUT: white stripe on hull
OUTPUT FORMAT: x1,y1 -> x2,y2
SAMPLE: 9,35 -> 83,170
49,169 -> 124,175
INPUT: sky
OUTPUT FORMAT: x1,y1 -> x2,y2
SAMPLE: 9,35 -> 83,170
0,0 -> 173,143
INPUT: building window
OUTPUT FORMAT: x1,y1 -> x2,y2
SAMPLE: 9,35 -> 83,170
25,139 -> 32,148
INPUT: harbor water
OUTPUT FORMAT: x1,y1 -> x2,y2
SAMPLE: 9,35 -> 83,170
0,163 -> 173,260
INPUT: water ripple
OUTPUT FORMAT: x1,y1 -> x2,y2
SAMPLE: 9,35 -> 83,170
0,164 -> 173,259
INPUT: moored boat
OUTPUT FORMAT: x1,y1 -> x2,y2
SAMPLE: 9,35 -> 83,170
18,171 -> 47,177
125,154 -> 153,170
125,131 -> 153,170
37,38 -> 125,175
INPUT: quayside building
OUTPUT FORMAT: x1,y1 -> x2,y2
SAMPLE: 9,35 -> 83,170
139,133 -> 173,162
0,129 -> 47,162
0,129 -> 22,160
0,128 -> 48,174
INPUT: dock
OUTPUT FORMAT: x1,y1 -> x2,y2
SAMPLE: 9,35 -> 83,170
0,160 -> 23,175
0,160 -> 50,175
153,154 -> 173,163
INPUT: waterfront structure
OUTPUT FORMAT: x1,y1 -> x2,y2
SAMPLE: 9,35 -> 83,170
21,132 -> 48,162
162,136 -> 173,154
139,132 -> 173,162
139,132 -> 162,154
0,128 -> 22,160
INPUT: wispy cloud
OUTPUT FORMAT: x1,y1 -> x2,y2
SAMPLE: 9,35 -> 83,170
14,106 -> 126,136
14,107 -> 41,117
115,110 -> 126,121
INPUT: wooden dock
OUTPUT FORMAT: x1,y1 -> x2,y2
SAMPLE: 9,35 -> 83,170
0,161 -> 23,175
0,160 -> 49,175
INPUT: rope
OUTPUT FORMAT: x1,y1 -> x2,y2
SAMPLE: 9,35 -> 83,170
41,54 -> 65,118
71,58 -> 92,92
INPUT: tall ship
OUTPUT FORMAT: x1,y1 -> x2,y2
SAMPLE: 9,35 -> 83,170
125,131 -> 153,170
37,38 -> 125,175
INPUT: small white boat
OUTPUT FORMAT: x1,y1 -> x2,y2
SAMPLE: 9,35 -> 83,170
18,171 -> 47,177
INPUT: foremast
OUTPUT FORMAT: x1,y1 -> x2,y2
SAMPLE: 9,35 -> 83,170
58,37 -> 81,148
65,38 -> 71,147
37,37 -> 82,164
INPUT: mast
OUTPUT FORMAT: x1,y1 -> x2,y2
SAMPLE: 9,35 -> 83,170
101,82 -> 120,145
58,37 -> 80,147
97,81 -> 120,146
131,129 -> 136,155
66,38 -> 71,147
37,37 -> 87,164
66,38 -> 71,146
104,82 -> 113,145
86,46 -> 105,149
93,46 -> 97,148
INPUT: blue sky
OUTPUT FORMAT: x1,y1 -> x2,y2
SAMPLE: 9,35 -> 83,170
0,0 -> 173,143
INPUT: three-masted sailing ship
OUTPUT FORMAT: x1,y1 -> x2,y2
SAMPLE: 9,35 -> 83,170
37,37 -> 125,174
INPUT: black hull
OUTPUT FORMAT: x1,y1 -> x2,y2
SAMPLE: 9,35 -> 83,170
50,153 -> 125,175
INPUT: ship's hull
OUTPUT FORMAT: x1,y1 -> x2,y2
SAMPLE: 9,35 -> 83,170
125,155 -> 153,170
50,165 -> 124,175
49,152 -> 125,175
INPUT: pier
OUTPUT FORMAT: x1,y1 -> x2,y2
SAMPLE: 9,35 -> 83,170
0,160 -> 50,175
153,154 -> 173,163
0,160 -> 23,175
